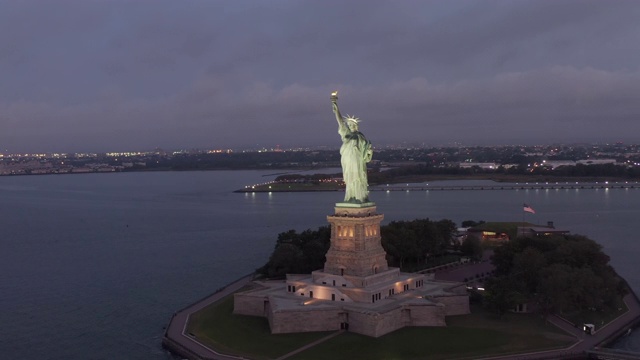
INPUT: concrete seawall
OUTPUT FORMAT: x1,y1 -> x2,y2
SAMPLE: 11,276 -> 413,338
162,274 -> 254,360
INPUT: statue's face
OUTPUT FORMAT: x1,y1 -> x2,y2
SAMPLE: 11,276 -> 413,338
348,122 -> 358,131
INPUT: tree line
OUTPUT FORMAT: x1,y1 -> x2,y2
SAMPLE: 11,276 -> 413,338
369,163 -> 640,185
257,218 -> 461,278
256,218 -> 624,323
485,234 -> 626,318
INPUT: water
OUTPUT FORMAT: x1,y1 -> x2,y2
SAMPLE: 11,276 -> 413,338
0,172 -> 638,358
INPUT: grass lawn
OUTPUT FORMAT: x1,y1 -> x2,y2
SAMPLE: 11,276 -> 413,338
187,295 -> 332,360
189,296 -> 575,360
289,305 -> 574,360
561,296 -> 629,329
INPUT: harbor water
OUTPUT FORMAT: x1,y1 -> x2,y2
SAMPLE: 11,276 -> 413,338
0,171 -> 638,359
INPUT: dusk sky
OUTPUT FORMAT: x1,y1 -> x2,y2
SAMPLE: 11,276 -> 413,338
2,0 -> 640,153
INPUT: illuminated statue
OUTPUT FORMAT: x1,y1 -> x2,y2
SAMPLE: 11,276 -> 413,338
331,91 -> 373,203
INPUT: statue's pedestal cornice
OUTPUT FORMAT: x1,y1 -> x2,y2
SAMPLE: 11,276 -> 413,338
335,202 -> 375,208
333,202 -> 377,217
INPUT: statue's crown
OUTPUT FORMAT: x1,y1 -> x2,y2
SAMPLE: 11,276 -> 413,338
345,115 -> 360,123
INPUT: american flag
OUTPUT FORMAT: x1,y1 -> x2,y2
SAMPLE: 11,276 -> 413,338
523,204 -> 536,214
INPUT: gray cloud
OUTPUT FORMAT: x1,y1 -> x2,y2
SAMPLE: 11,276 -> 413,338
1,0 -> 639,152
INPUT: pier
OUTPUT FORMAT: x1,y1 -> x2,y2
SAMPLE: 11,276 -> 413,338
371,182 -> 639,192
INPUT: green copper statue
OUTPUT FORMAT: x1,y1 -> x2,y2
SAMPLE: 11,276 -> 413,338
331,91 -> 373,203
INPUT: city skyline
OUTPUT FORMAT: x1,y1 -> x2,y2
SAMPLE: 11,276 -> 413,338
2,0 -> 640,153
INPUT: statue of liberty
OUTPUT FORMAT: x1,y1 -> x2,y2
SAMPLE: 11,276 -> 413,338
331,91 -> 373,203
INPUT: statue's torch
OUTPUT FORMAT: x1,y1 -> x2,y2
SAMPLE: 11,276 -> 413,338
331,91 -> 338,102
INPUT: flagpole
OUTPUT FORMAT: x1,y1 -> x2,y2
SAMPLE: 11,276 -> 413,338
522,204 -> 536,237
522,207 -> 525,237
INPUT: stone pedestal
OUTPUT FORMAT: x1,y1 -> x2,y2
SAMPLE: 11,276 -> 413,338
323,203 -> 389,285
233,202 -> 470,338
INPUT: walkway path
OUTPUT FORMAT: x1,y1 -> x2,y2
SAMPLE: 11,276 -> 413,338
431,253 -> 640,360
475,293 -> 640,359
432,251 -> 494,286
163,274 -> 254,360
275,331 -> 344,360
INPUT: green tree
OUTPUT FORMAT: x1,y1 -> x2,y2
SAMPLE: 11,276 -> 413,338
461,220 -> 485,227
512,247 -> 546,295
381,218 -> 457,269
263,243 -> 304,278
381,224 -> 419,268
489,234 -> 624,319
460,236 -> 483,260
484,276 -> 526,318
300,226 -> 331,272
258,226 -> 330,278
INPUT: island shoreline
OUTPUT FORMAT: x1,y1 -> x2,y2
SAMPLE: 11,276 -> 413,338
162,270 -> 640,360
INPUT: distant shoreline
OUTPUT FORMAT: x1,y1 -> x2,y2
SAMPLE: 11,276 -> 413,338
2,167 -> 637,191
234,173 -> 639,193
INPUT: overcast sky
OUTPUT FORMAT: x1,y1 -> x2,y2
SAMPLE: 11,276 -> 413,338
1,0 -> 640,152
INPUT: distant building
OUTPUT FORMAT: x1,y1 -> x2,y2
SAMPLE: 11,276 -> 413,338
459,162 -> 499,170
543,159 -> 619,169
517,222 -> 570,237
576,159 -> 617,166
466,221 -> 569,242
542,160 -> 576,169
466,228 -> 510,244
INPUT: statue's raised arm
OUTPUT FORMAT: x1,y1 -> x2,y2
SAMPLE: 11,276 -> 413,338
331,91 -> 347,131
329,91 -> 373,204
